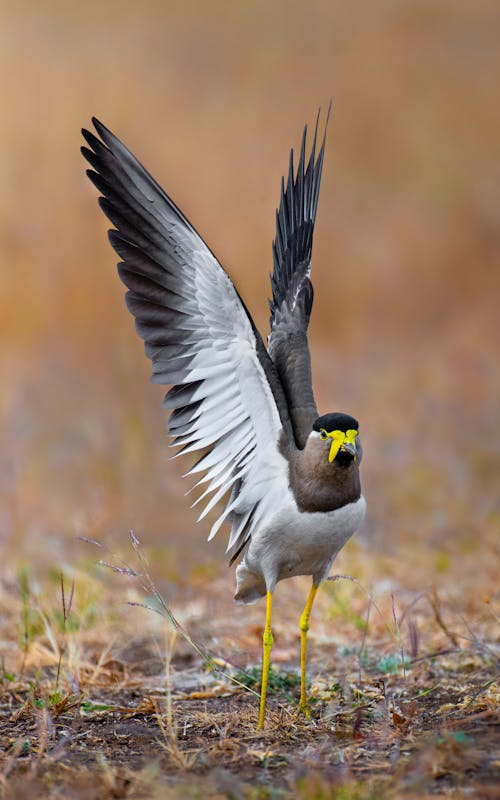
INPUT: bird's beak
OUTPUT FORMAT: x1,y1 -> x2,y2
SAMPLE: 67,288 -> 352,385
340,442 -> 357,458
325,428 -> 359,462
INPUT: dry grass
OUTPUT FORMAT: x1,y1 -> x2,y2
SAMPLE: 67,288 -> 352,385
1,0 -> 499,797
0,535 -> 498,798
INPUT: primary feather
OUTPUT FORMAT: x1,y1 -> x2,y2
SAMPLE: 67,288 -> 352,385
268,107 -> 331,448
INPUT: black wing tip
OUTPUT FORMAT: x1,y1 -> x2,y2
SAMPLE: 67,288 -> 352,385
295,102 -> 332,175
269,107 -> 331,322
276,105 -> 332,235
84,167 -> 101,188
82,117 -> 118,152
81,127 -> 99,151
91,116 -> 108,137
81,119 -> 106,144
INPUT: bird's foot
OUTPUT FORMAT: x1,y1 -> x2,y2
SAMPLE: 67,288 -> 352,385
296,700 -> 312,720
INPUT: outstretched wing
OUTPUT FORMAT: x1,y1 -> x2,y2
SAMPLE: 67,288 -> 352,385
82,118 -> 292,560
268,109 -> 330,448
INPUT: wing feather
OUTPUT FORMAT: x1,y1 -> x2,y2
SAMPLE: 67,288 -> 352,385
268,107 -> 331,447
82,119 -> 293,557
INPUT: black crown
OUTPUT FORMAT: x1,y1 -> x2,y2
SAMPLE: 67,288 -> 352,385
313,412 -> 359,433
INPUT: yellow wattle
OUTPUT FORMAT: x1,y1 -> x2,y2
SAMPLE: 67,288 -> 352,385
323,428 -> 358,463
327,431 -> 346,462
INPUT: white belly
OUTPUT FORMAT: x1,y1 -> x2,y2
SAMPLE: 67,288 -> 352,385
235,495 -> 366,604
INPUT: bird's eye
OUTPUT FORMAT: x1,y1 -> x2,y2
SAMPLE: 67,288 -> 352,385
319,429 -> 328,440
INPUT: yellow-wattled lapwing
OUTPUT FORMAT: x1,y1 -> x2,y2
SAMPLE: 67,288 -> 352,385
82,112 -> 365,728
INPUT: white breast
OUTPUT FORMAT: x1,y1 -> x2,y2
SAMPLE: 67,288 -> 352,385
235,493 -> 366,603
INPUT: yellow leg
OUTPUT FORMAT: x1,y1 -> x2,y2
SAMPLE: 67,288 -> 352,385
257,590 -> 274,729
299,584 -> 318,712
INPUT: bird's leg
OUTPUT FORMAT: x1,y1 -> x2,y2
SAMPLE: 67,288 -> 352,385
257,590 -> 274,729
299,583 -> 318,713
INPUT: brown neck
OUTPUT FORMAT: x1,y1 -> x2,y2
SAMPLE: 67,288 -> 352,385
287,437 -> 361,513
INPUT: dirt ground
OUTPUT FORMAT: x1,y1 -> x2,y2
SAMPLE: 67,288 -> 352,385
0,560 -> 498,798
1,654 -> 498,798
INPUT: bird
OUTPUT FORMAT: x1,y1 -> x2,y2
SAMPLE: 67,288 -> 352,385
81,111 -> 365,728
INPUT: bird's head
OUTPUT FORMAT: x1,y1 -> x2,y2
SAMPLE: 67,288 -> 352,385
310,412 -> 361,467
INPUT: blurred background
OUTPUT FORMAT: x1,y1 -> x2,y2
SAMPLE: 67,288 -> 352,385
1,0 -> 498,620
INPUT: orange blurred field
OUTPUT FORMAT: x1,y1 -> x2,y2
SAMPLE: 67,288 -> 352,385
0,1 -> 499,796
